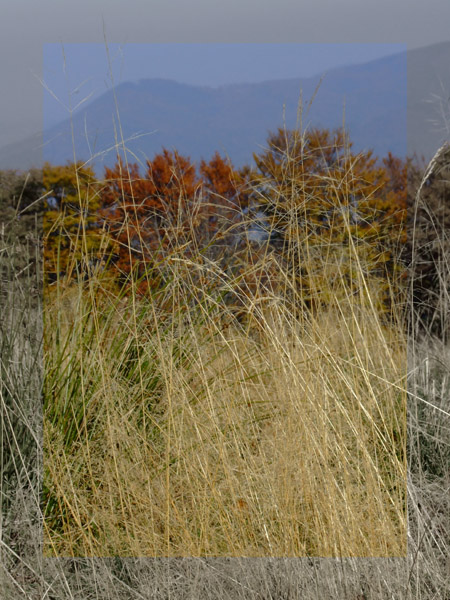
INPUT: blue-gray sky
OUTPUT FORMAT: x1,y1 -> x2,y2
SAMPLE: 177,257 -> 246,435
2,0 -> 450,149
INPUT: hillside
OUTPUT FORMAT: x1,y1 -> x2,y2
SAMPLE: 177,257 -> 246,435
1,42 -> 449,171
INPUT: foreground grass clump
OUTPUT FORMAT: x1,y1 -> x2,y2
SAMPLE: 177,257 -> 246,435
43,134 -> 407,556
43,263 -> 406,557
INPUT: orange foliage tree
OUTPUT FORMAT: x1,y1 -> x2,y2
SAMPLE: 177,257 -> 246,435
98,149 -> 246,294
199,152 -> 247,223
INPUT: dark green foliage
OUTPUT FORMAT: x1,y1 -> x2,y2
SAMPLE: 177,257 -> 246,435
407,148 -> 450,340
0,168 -> 44,288
0,168 -> 44,233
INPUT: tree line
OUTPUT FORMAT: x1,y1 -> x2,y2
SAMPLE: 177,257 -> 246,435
2,126 -> 424,325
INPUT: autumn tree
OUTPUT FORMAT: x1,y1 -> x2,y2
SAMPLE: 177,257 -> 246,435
199,151 -> 246,220
247,127 -> 408,314
99,149 -> 208,293
43,162 -> 106,286
98,149 -> 250,294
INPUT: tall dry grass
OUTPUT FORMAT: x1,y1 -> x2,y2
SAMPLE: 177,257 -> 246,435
0,132 -> 448,600
42,130 -> 407,557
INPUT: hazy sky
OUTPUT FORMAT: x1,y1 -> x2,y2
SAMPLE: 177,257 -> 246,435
2,0 -> 450,148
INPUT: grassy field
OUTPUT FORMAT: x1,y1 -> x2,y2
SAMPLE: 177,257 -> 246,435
0,140 -> 448,596
43,256 -> 407,556
39,132 -> 408,557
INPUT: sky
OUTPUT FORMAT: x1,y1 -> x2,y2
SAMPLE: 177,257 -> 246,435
1,0 -> 450,149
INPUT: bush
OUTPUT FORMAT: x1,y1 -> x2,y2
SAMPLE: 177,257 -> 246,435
406,146 -> 450,340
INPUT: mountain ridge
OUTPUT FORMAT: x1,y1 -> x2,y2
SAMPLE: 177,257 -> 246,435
1,42 -> 449,172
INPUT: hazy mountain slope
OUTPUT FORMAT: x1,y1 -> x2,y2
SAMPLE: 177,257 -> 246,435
1,42 -> 448,172
407,41 -> 450,162
38,52 -> 407,171
0,132 -> 43,172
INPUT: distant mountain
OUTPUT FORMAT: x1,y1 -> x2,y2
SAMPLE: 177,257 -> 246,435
407,41 -> 450,163
1,42 -> 449,172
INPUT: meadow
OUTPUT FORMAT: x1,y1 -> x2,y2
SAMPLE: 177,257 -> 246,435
0,115 -> 448,597
37,123 -> 410,557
